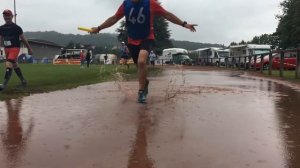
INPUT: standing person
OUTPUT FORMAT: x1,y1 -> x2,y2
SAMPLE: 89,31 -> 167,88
80,50 -> 85,68
120,41 -> 130,68
149,50 -> 156,67
90,0 -> 197,103
86,48 -> 92,68
0,9 -> 33,91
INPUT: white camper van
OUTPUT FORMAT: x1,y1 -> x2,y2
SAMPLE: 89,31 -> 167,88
194,47 -> 229,66
229,44 -> 271,66
160,48 -> 191,64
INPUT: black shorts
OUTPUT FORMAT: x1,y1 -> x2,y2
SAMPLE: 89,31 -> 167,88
127,40 -> 154,64
121,55 -> 129,59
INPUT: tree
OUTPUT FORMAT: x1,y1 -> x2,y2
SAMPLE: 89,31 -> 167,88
276,0 -> 300,48
239,40 -> 247,45
230,42 -> 238,46
116,20 -> 127,43
153,16 -> 173,54
249,34 -> 280,49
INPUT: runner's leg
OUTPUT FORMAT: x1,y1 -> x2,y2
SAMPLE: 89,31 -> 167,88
138,50 -> 148,91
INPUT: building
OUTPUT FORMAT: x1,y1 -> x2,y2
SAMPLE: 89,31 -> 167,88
0,39 -> 63,61
26,39 -> 63,59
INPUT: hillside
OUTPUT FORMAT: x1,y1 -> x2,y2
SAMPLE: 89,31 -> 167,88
24,31 -> 119,47
171,40 -> 224,50
24,31 -> 223,50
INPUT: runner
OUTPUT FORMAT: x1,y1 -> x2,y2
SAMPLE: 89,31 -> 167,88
80,50 -> 85,68
120,41 -> 130,69
0,9 -> 33,91
149,50 -> 156,67
90,0 -> 197,103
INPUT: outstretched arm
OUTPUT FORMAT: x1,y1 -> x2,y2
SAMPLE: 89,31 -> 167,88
91,15 -> 121,34
162,11 -> 197,32
20,34 -> 33,55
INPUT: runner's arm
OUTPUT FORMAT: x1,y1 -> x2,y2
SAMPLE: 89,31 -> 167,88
91,15 -> 121,34
162,11 -> 197,32
91,4 -> 124,34
20,34 -> 33,55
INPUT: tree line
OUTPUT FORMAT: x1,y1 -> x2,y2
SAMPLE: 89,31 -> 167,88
231,0 -> 300,49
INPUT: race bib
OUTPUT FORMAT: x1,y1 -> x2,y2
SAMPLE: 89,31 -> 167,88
124,0 -> 150,39
4,40 -> 12,47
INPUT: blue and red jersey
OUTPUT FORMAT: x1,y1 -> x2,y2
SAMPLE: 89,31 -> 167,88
115,0 -> 167,45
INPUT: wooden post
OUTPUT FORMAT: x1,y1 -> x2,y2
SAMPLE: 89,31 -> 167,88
296,49 -> 300,79
280,51 -> 284,77
268,52 -> 273,76
238,57 -> 241,69
244,56 -> 247,70
260,53 -> 264,73
218,58 -> 221,67
254,55 -> 257,71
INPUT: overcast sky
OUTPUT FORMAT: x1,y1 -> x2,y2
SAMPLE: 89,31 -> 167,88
1,0 -> 281,45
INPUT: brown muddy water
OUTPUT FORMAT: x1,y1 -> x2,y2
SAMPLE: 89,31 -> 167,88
0,69 -> 300,168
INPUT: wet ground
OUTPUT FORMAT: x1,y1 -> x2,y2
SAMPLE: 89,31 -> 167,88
0,68 -> 300,168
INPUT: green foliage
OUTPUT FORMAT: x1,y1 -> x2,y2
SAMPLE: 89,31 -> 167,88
116,20 -> 127,43
276,0 -> 300,48
230,42 -> 238,46
153,16 -> 173,54
249,34 -> 280,48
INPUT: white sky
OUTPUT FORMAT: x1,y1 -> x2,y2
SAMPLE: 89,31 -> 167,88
1,0 -> 282,45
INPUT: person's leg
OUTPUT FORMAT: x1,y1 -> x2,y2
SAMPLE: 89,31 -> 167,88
2,61 -> 13,87
140,40 -> 153,92
13,62 -> 27,86
124,58 -> 129,69
138,50 -> 149,91
1,48 -> 21,90
128,44 -> 146,102
81,60 -> 84,68
87,59 -> 90,68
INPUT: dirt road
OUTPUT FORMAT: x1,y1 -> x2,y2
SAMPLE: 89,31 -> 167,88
0,68 -> 300,168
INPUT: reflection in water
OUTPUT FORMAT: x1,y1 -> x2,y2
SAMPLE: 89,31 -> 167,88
127,107 -> 154,168
0,99 -> 34,168
273,84 -> 300,168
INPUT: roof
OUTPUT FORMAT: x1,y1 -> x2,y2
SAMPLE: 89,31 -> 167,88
163,48 -> 188,51
230,44 -> 271,49
28,39 -> 63,48
194,47 -> 228,52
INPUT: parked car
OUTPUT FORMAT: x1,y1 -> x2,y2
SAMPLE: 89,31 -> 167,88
250,51 -> 297,70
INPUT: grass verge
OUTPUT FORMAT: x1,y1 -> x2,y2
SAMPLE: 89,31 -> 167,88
0,64 -> 163,100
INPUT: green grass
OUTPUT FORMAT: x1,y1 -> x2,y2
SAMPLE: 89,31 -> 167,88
262,70 -> 300,82
0,64 -> 163,100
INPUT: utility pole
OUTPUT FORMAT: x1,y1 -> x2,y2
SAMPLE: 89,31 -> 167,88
14,0 -> 17,23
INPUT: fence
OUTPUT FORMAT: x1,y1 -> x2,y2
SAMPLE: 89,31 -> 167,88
197,49 -> 300,79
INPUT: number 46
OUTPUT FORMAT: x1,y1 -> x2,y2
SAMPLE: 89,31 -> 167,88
128,7 -> 146,24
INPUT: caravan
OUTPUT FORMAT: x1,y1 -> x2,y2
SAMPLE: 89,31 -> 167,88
194,47 -> 229,66
229,44 -> 271,67
160,48 -> 192,65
